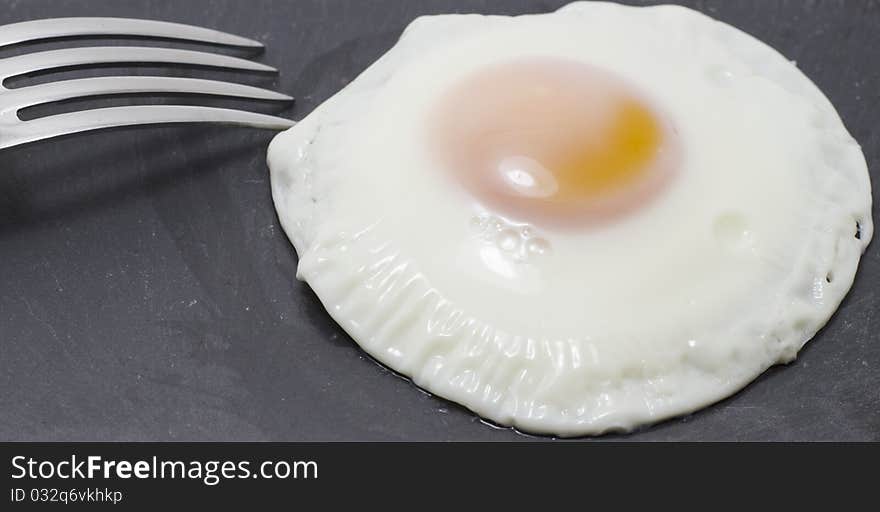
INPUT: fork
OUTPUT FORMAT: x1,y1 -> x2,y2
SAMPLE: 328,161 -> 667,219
0,17 -> 295,149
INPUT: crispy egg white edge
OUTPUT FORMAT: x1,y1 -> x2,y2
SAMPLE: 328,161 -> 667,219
267,2 -> 873,436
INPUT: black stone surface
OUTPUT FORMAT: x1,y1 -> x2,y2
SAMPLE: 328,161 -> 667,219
0,0 -> 877,441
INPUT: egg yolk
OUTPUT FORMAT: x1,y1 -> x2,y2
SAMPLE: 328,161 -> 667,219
430,57 -> 680,228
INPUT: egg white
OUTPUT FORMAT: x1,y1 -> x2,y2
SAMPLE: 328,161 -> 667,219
267,2 -> 872,435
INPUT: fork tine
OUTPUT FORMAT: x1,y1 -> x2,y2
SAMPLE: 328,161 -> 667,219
5,76 -> 293,111
0,17 -> 263,48
0,46 -> 276,82
4,105 -> 294,148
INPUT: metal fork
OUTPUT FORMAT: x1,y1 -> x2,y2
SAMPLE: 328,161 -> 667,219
0,17 -> 295,149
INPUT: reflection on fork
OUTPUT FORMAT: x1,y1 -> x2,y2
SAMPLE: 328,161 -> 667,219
0,17 -> 295,150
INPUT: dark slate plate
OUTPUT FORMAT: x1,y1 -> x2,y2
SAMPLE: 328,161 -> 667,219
0,0 -> 877,441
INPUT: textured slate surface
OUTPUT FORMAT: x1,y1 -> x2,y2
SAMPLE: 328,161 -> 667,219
0,0 -> 877,441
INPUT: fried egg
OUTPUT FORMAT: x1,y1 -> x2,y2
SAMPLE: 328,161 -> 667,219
267,2 -> 872,436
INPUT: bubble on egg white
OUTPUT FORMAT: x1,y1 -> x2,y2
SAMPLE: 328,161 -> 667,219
470,214 -> 552,263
